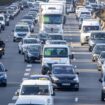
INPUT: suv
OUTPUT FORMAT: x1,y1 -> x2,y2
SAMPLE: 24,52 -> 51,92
13,22 -> 30,42
49,64 -> 79,91
99,75 -> 105,101
88,31 -> 105,52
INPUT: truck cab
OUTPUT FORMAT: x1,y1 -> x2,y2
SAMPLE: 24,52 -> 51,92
41,44 -> 73,74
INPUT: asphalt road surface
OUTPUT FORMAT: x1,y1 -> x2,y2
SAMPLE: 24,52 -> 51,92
0,7 -> 105,105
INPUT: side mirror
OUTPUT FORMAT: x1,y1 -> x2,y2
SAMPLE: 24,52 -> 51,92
5,69 -> 8,72
69,54 -> 74,59
99,78 -> 102,83
76,72 -> 79,75
47,71 -> 51,75
15,91 -> 19,96
51,91 -> 55,96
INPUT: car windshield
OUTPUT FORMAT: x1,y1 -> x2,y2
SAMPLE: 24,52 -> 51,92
0,17 -> 3,20
49,35 -> 63,40
23,16 -> 33,20
15,26 -> 29,32
44,14 -> 62,24
44,47 -> 68,57
24,39 -> 38,44
28,46 -> 40,52
21,85 -> 49,95
94,45 -> 105,54
53,66 -> 74,74
83,26 -> 99,33
100,53 -> 105,58
91,33 -> 105,40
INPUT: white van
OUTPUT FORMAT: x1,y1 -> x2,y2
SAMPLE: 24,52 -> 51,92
16,80 -> 54,105
41,44 -> 73,74
80,19 -> 101,45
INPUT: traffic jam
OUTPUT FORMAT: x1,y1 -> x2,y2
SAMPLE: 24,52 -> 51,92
0,0 -> 105,105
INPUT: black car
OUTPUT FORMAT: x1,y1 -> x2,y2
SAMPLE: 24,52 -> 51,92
24,44 -> 42,63
0,40 -> 5,58
99,74 -> 105,101
97,51 -> 105,71
48,64 -> 79,91
0,62 -> 7,87
88,31 -> 105,52
92,43 -> 105,62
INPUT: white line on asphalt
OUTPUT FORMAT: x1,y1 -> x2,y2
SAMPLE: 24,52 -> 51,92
26,64 -> 32,68
75,97 -> 78,102
24,73 -> 30,76
12,96 -> 18,101
25,68 -> 31,72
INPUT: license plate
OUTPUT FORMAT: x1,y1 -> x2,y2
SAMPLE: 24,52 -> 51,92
62,83 -> 70,86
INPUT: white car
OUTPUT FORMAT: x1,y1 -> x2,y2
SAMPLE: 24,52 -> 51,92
15,96 -> 49,105
18,37 -> 40,54
16,80 -> 54,105
13,22 -> 30,42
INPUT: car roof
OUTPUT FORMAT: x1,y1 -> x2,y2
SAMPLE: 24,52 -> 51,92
21,80 -> 51,85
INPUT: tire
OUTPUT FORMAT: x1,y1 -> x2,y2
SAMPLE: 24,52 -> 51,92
101,92 -> 105,101
75,88 -> 79,91
41,69 -> 47,75
81,43 -> 84,46
2,83 -> 7,87
0,55 -> 2,59
18,50 -> 21,54
89,47 -> 92,52
2,26 -> 5,30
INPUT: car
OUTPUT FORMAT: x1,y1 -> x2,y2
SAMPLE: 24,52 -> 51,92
18,38 -> 40,54
0,39 -> 5,58
48,64 -> 79,90
97,51 -> 105,71
30,74 -> 51,81
16,80 -> 54,105
0,14 -> 6,30
92,43 -> 105,62
20,19 -> 35,32
88,31 -> 105,52
24,44 -> 42,63
13,22 -> 30,42
0,62 -> 7,87
46,40 -> 67,45
15,95 -> 50,105
99,75 -> 105,101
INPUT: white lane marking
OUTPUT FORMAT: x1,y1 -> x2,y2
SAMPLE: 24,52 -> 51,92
8,103 -> 15,105
25,68 -> 31,72
22,78 -> 28,81
75,97 -> 78,102
24,73 -> 30,76
12,96 -> 18,101
26,64 -> 32,68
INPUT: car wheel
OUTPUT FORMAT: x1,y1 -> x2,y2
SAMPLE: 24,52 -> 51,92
2,83 -> 7,87
18,50 -> 21,54
2,26 -> 5,30
81,43 -> 84,46
101,93 -> 105,101
41,69 -> 47,75
92,58 -> 95,62
0,55 -> 2,59
75,87 -> 79,91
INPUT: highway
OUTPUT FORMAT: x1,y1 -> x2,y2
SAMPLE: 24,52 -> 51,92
0,5 -> 105,105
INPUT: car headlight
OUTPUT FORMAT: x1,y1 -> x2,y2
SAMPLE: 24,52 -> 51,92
73,76 -> 79,83
52,76 -> 59,82
1,21 -> 5,25
103,87 -> 105,90
89,40 -> 95,46
0,48 -> 3,51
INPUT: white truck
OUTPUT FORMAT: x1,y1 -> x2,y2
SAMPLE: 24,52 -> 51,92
80,19 -> 101,45
41,44 -> 74,74
39,2 -> 65,34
